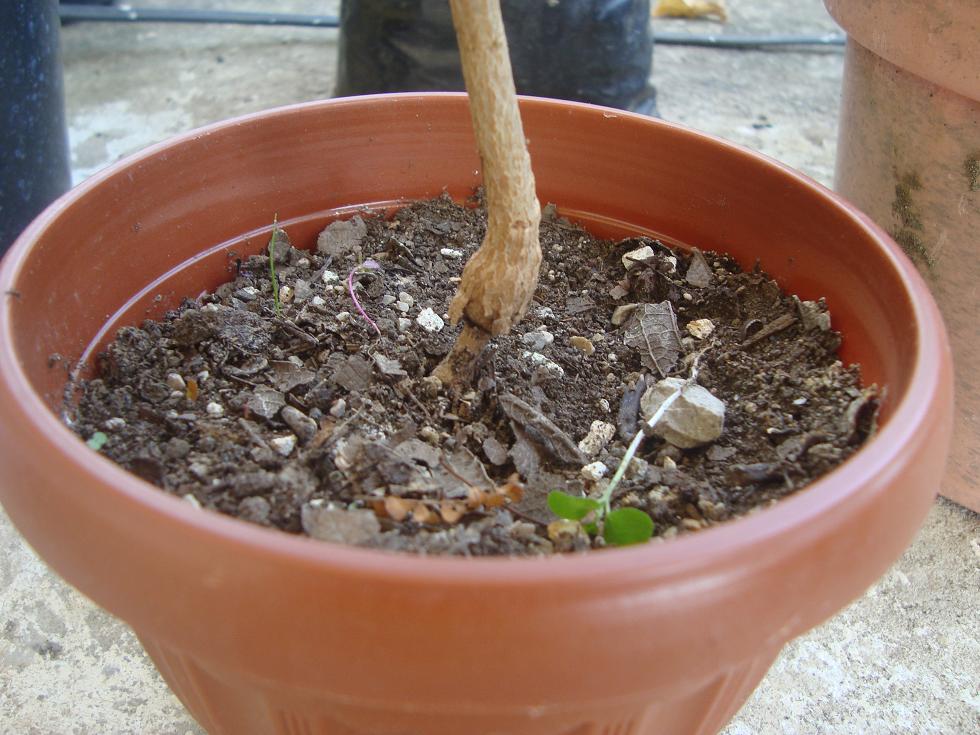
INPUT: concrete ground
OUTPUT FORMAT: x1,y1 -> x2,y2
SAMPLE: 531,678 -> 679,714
2,1 -> 978,733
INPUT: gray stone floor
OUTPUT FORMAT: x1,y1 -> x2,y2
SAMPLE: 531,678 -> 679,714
2,1 -> 978,733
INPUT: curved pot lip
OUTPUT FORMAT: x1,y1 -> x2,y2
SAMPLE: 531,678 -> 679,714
0,93 -> 950,586
825,0 -> 979,102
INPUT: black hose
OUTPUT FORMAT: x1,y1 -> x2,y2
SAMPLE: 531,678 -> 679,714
57,6 -> 340,27
58,6 -> 846,48
653,32 -> 845,48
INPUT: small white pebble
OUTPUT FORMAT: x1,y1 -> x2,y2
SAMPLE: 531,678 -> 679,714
382,294 -> 397,305
416,307 -> 445,332
580,461 -> 609,482
169,391 -> 184,400
295,257 -> 310,268
166,373 -> 186,391
335,311 -> 351,322
330,398 -> 347,418
440,248 -> 463,259
598,399 -> 611,412
270,435 -> 297,457
201,303 -> 220,313
104,417 -> 126,431
397,317 -> 412,332
333,285 -> 346,294
398,291 -> 414,305
663,456 -> 677,470
206,402 -> 225,417
396,302 -> 410,313
607,353 -> 618,363
522,351 -> 565,377
536,307 -> 555,320
240,285 -> 259,297
321,270 -> 339,285
683,292 -> 693,302
278,284 -> 294,304
578,421 -> 616,457
311,295 -> 326,307
793,397 -> 808,406
182,494 -> 202,509
196,370 -> 210,384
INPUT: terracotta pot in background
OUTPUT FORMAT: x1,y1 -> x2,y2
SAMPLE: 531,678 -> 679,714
825,0 -> 980,512
0,95 -> 953,735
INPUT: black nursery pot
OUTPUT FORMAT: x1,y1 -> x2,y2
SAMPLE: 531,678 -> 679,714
0,0 -> 71,254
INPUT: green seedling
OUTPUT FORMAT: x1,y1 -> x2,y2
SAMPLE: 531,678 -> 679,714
547,490 -> 653,546
268,214 -> 283,317
547,351 -> 708,547
86,432 -> 108,451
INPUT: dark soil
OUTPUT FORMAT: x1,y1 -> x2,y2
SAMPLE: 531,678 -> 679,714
69,193 -> 877,556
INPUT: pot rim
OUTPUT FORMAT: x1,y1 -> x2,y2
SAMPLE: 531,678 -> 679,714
824,0 -> 979,102
0,93 -> 948,586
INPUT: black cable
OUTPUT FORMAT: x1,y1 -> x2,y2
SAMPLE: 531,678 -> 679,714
57,6 -> 340,27
58,6 -> 846,48
653,32 -> 845,48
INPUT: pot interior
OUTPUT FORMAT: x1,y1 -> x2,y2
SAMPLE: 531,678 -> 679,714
5,95 -> 920,424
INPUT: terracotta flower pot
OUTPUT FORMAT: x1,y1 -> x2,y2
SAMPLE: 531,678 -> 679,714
0,95 -> 953,735
825,0 -> 979,512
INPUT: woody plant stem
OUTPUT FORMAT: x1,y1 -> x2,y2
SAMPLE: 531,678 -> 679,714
433,0 -> 542,386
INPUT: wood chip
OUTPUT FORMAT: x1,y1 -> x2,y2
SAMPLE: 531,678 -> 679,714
498,393 -> 586,466
741,313 -> 798,347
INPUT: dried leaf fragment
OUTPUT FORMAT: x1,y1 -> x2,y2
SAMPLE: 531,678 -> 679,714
270,360 -> 317,392
331,354 -> 374,393
623,302 -> 683,377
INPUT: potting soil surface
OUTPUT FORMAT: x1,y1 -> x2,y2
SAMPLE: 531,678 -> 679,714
69,194 -> 876,555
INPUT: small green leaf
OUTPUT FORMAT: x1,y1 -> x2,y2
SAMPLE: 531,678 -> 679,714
547,491 -> 601,521
86,432 -> 108,451
603,508 -> 654,546
582,521 -> 599,536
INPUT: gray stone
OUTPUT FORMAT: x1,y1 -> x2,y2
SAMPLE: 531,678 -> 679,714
301,505 -> 380,545
246,386 -> 285,420
316,216 -> 367,258
640,378 -> 726,449
280,406 -> 317,443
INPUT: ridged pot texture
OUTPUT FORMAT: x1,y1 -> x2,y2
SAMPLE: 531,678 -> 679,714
0,95 -> 953,735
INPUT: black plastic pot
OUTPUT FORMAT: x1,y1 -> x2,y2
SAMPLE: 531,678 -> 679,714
0,0 -> 71,254
336,0 -> 657,115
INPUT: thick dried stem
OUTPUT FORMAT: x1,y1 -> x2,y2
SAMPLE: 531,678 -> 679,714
435,0 -> 542,386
